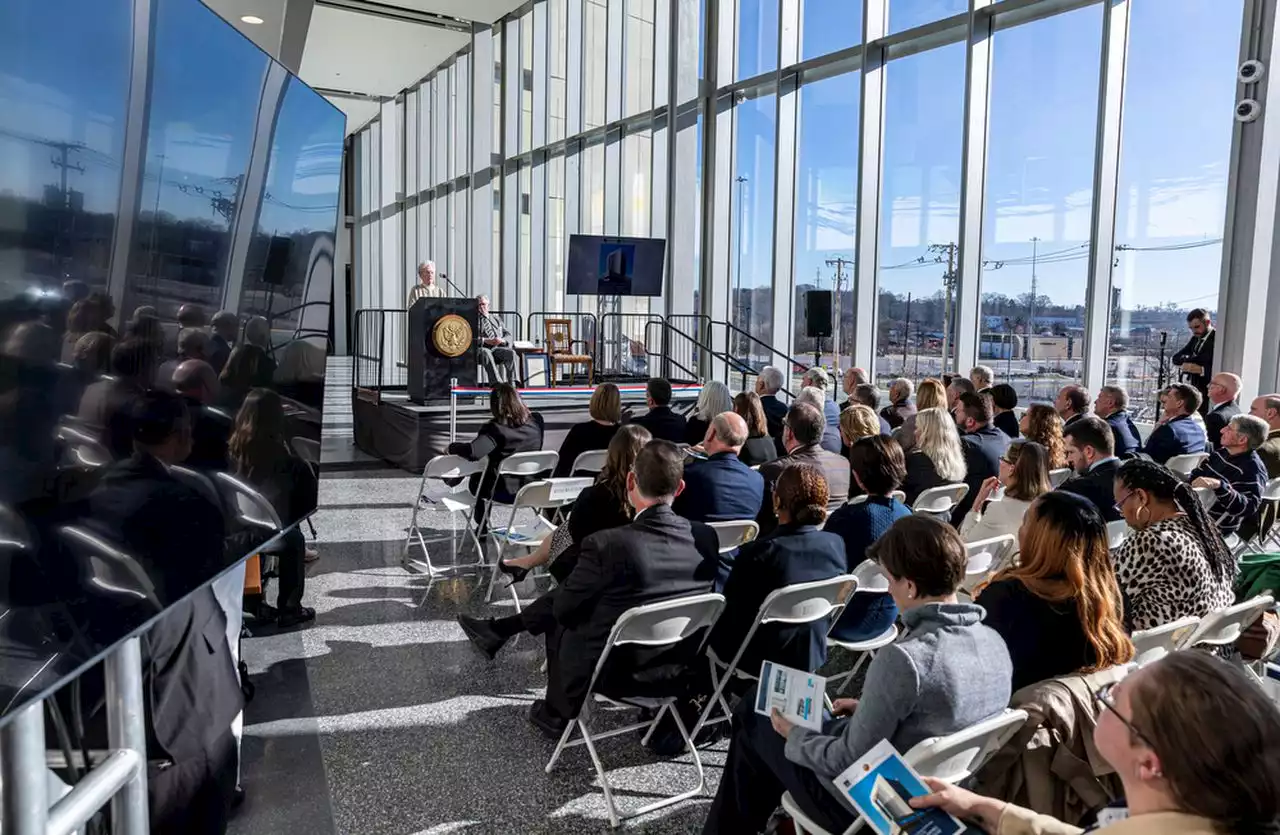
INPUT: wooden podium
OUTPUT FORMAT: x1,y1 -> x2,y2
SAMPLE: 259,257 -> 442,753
407,297 -> 480,404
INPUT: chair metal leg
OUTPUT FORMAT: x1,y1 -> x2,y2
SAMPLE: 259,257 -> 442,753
690,657 -> 733,742
639,702 -> 669,747
545,717 -> 577,774
837,651 -> 874,696
576,715 -> 622,829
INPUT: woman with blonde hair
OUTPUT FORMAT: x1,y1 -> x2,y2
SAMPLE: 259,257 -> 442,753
685,380 -> 734,445
1020,403 -> 1068,470
901,406 -> 967,505
897,378 -> 947,451
554,382 -> 621,476
977,490 -> 1133,690
839,404 -> 880,449
959,439 -> 1052,545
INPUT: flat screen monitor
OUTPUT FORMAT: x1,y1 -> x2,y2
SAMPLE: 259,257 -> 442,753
565,234 -> 667,296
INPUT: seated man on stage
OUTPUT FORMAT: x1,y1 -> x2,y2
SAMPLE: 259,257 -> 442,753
476,294 -> 517,384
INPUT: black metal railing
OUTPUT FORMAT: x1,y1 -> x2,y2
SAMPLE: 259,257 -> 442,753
352,308 -> 408,394
666,313 -> 711,380
643,321 -> 701,383
490,309 -> 524,341
711,319 -> 811,396
598,313 -> 663,380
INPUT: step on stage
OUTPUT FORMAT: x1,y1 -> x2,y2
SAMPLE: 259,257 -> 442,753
352,383 -> 705,472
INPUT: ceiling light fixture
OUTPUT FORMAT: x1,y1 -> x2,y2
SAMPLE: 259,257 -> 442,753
240,14 -> 265,24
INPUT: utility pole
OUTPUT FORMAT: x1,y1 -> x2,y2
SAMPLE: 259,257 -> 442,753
929,242 -> 958,374
902,292 -> 912,372
48,140 -> 85,279
825,255 -> 852,374
1028,236 -> 1040,339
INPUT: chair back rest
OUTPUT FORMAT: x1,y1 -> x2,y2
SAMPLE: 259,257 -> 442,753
913,483 -> 969,514
1263,476 -> 1280,502
1166,452 -> 1209,478
759,575 -> 857,626
291,436 -> 321,466
56,423 -> 111,469
1106,519 -> 1129,550
890,490 -> 906,504
1183,595 -> 1276,648
1048,467 -> 1073,488
963,534 -> 1017,583
424,453 -> 487,479
570,449 -> 609,475
213,471 -> 283,531
905,709 -> 1029,784
851,559 -> 890,593
1135,421 -> 1155,443
707,519 -> 760,553
1193,485 -> 1216,512
510,477 -> 596,511
498,450 -> 560,478
170,465 -> 223,511
60,525 -> 160,607
544,318 -> 573,355
1131,616 -> 1200,666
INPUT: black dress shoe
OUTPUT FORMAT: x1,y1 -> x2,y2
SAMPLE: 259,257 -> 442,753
528,699 -> 568,739
456,615 -> 509,660
232,786 -> 246,811
496,559 -> 530,584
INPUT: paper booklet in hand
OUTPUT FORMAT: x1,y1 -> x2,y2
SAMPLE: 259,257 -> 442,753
834,739 -> 968,835
754,661 -> 824,731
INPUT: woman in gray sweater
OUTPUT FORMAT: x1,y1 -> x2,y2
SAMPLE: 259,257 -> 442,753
701,515 -> 1013,835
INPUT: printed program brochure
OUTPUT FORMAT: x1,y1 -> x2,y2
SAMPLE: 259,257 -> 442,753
833,739 -> 967,835
753,660 -> 825,731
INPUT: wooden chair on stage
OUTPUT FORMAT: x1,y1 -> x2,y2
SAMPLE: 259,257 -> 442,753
544,318 -> 593,386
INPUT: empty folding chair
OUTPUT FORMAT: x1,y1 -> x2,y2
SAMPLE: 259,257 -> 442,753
827,560 -> 899,696
484,476 -> 594,607
960,534 -> 1017,596
911,483 -> 969,522
783,708 -> 1029,835
474,450 -> 560,536
707,519 -> 760,553
1131,616 -> 1201,666
1179,594 -> 1276,651
691,575 -> 856,741
545,592 -> 726,829
1106,519 -> 1129,551
403,454 -> 488,576
569,448 -> 608,476
1166,452 -> 1209,480
1048,467 -> 1073,488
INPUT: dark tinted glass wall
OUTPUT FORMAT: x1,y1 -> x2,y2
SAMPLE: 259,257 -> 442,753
0,0 -> 344,726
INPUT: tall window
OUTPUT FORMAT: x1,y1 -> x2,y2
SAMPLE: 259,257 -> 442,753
737,0 -> 779,80
549,0 -> 568,142
548,153 -> 566,309
801,0 -> 861,61
888,0 -> 966,35
520,14 -> 534,152
584,0 -> 608,129
731,90 -> 777,364
624,0 -> 655,116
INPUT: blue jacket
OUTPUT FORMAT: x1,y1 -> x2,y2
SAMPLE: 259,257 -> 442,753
1142,414 -> 1205,465
824,496 -> 912,643
821,399 -> 842,454
953,424 -> 1010,525
672,451 -> 766,585
1103,410 -> 1142,459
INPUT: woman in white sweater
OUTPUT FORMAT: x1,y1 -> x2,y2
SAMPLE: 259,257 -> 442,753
960,440 -> 1052,549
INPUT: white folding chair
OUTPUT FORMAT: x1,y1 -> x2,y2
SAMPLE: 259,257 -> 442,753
691,575 -> 857,741
55,422 -> 111,469
1134,421 -> 1156,443
1179,595 -> 1276,650
569,448 -> 608,476
784,709 -> 1029,835
827,561 -> 898,696
1194,485 -> 1217,513
1131,616 -> 1201,666
959,534 -> 1017,595
1048,467 -> 1073,488
60,525 -> 162,609
911,483 -> 969,521
290,436 -> 321,466
707,519 -> 760,553
845,492 -> 906,506
1239,476 -> 1280,553
484,476 -> 594,608
475,450 -> 560,535
545,592 -> 726,829
214,472 -> 283,532
1106,519 -> 1129,551
403,454 -> 488,576
1166,452 -> 1209,480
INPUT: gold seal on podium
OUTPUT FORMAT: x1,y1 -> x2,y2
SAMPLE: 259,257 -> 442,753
432,313 -> 473,358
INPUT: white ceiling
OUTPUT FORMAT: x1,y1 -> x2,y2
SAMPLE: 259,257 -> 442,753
203,0 -> 526,135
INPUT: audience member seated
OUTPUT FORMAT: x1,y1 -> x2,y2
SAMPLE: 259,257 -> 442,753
1249,393 -> 1280,477
796,386 -> 842,454
901,406 -> 967,507
976,491 -> 1133,691
1020,403 -> 1068,470
208,311 -> 238,375
803,367 -> 841,433
910,652 -> 1280,835
684,380 -> 733,446
673,412 -> 765,586
632,377 -> 687,443
173,360 -> 232,472
1204,372 -> 1243,448
970,365 -> 994,391
733,391 -> 779,468
961,439 -> 1051,545
61,298 -> 103,364
757,404 -> 850,532
946,376 -> 975,412
230,388 -> 319,628
989,383 -> 1020,439
1094,384 -> 1142,459
1059,415 -> 1125,522
707,464 -> 846,675
1143,383 -> 1206,465
897,377 -> 946,452
553,382 -> 621,476
1112,459 -> 1236,632
839,404 -> 880,461
952,392 -> 1010,524
524,441 -> 717,738
1188,413 -> 1268,537
69,331 -> 115,378
1055,384 -> 1089,429
701,516 -> 1013,835
839,367 -> 867,408
446,383 -> 545,533
217,344 -> 274,413
851,383 -> 892,436
825,436 -> 912,643
880,377 -> 916,430
462,426 -> 654,642
755,365 -> 789,444
156,328 -> 209,392
125,313 -> 165,351
79,338 -> 160,459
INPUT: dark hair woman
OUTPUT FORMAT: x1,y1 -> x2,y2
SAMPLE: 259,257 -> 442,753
959,439 -> 1052,546
913,652 -> 1280,835
229,387 -> 319,627
554,382 -> 621,477
218,344 -> 275,413
989,383 -> 1020,438
734,391 -> 779,468
977,490 -> 1134,691
1020,403 -> 1068,470
1111,459 -> 1236,632
703,515 -> 1013,835
447,382 -> 546,535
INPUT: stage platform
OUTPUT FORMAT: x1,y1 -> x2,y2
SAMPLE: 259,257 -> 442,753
352,382 -> 704,472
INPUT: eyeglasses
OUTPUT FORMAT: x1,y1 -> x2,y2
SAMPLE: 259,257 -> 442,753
1094,682 -> 1154,748
1113,490 -> 1137,515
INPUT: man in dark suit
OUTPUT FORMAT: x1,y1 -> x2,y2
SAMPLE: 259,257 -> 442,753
758,404 -> 851,533
1171,307 -> 1216,416
1249,393 -> 1280,478
156,328 -> 209,392
1059,415 -> 1123,522
78,338 -> 160,459
1055,384 -> 1089,430
1144,383 -> 1207,464
849,383 -> 892,436
173,359 -> 232,472
1094,385 -> 1142,459
207,311 -> 238,375
674,412 -> 765,586
951,391 -> 1009,525
755,365 -> 789,446
879,377 -> 916,430
800,367 -> 844,452
632,377 -> 688,443
1203,372 -> 1242,448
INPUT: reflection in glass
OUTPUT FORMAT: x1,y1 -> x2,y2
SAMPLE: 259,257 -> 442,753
625,0 -> 656,117
731,92 -> 776,369
737,0 -> 780,81
584,0 -> 608,130
888,0 -> 967,35
801,0 -> 862,61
